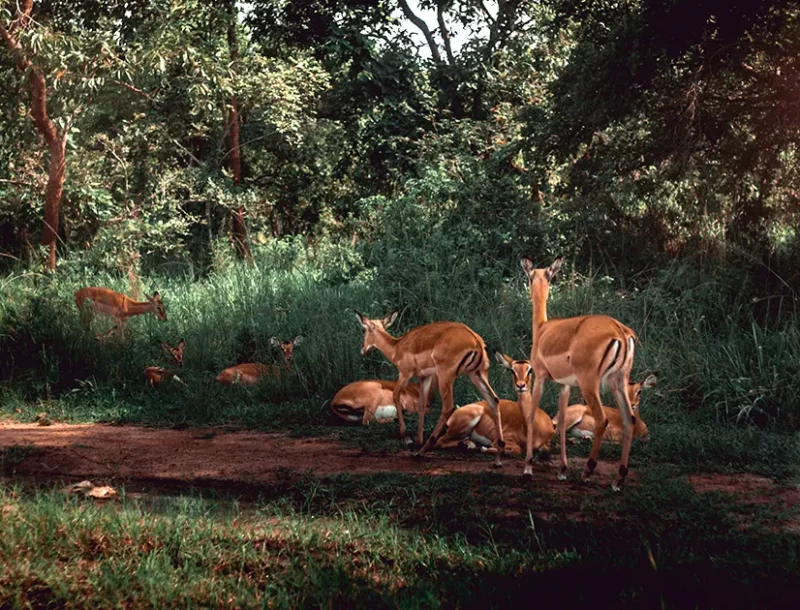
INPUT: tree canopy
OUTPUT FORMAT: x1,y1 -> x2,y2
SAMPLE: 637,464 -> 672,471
1,0 -> 798,288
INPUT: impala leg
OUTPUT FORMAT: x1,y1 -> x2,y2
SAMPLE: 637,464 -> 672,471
393,373 -> 414,447
525,377 -> 545,477
419,373 -> 456,454
579,382 -> 607,483
470,370 -> 504,468
610,375 -> 635,492
434,423 -> 471,450
556,384 -> 570,480
417,375 -> 435,447
362,406 -> 375,426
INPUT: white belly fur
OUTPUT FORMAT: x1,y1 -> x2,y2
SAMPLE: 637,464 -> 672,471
553,373 -> 578,386
374,405 -> 397,421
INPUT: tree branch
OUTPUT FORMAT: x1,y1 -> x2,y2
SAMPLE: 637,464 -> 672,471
398,0 -> 442,63
8,0 -> 33,36
109,78 -> 155,99
436,2 -> 455,65
475,0 -> 495,25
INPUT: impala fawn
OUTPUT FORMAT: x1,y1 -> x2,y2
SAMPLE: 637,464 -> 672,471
75,287 -> 166,339
435,353 -> 554,458
216,336 -> 302,386
557,373 -> 657,442
329,380 -> 431,425
143,340 -> 186,387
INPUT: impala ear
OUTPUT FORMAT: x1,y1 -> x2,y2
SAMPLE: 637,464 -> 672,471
292,335 -> 303,346
520,256 -> 535,279
178,339 -> 185,350
354,310 -> 368,328
269,336 -> 280,347
493,351 -> 513,370
545,257 -> 564,282
152,291 -> 161,300
383,310 -> 399,329
641,373 -> 658,389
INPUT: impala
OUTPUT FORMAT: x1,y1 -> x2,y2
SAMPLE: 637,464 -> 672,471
216,336 -> 302,386
521,256 -> 639,491
354,310 -> 505,466
143,339 -> 186,387
558,373 -> 656,442
329,380 -> 430,425
75,287 -> 167,339
435,353 -> 554,458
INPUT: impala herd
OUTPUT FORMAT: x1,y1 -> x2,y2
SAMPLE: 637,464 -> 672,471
73,256 -> 656,491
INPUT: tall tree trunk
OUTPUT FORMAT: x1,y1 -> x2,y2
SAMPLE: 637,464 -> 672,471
226,0 -> 252,263
1,0 -> 67,271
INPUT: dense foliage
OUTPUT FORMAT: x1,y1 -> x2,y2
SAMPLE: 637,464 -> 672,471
0,0 -> 797,279
2,1 -> 800,433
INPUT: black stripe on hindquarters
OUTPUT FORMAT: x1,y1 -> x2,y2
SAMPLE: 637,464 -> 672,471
330,404 -> 365,424
598,339 -> 621,376
456,350 -> 477,375
467,347 -> 484,372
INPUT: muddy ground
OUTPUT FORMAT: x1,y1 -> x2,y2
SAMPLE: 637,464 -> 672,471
1,420 -> 798,509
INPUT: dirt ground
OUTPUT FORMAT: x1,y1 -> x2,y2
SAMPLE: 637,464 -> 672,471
1,420 -> 797,506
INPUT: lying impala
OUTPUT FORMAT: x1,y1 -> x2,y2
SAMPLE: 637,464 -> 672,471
216,336 -> 302,386
521,256 -> 640,491
557,373 -> 657,442
354,310 -> 505,466
329,380 -> 430,425
75,287 -> 167,339
435,353 -> 554,458
143,340 -> 186,387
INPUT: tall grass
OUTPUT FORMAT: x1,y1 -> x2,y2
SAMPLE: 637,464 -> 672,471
1,237 -> 800,453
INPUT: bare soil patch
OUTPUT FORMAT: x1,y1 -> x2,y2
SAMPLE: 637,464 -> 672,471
0,420 -> 794,509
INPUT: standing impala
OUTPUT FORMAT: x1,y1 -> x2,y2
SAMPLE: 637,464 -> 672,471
75,287 -> 167,339
521,256 -> 639,491
435,353 -> 554,458
558,373 -> 657,442
329,380 -> 430,425
216,336 -> 302,386
354,310 -> 505,466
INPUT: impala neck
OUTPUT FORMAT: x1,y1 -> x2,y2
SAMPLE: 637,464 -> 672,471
530,279 -> 549,338
126,299 -> 154,316
373,326 -> 400,364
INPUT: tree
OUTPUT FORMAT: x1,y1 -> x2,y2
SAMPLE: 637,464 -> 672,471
1,0 -> 67,270
225,0 -> 251,262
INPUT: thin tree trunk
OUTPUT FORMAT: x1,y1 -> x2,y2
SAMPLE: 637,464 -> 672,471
1,0 -> 66,271
226,0 -> 252,263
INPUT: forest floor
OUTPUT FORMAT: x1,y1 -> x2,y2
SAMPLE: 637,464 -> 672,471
2,419 -> 798,516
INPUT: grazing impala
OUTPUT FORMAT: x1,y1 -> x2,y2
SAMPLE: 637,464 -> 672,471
329,380 -> 430,425
521,256 -> 639,491
435,353 -> 554,458
558,373 -> 657,442
216,336 -> 302,386
354,310 -> 505,466
75,287 -> 167,339
143,339 -> 186,387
